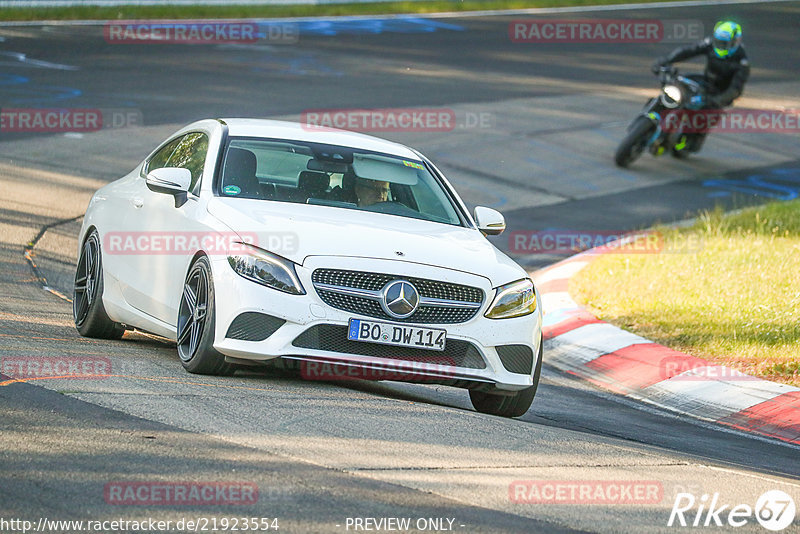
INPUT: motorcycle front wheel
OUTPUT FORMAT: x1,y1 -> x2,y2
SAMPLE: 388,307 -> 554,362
614,116 -> 656,168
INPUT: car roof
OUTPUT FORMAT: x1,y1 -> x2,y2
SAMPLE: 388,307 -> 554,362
218,118 -> 420,160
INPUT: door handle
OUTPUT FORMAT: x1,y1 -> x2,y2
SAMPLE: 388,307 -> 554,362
131,197 -> 144,208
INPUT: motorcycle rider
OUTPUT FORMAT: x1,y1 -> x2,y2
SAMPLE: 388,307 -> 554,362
652,20 -> 750,155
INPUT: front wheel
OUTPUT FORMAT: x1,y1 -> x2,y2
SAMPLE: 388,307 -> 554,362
470,336 -> 543,418
73,230 -> 125,339
615,116 -> 656,168
177,256 -> 234,376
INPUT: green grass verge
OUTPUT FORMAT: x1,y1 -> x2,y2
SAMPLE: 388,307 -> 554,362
571,201 -> 800,387
0,0 -> 678,22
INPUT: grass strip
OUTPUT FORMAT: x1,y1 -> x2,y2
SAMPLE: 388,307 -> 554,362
571,201 -> 800,387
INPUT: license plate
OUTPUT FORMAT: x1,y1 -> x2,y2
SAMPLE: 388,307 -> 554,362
347,319 -> 446,352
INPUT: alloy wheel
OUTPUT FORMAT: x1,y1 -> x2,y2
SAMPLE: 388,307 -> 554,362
73,234 -> 101,326
177,264 -> 209,361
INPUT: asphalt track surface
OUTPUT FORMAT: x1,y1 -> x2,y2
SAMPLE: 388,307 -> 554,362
1,2 -> 799,533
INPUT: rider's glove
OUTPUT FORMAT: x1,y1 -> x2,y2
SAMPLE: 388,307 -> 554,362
651,58 -> 667,74
689,95 -> 705,109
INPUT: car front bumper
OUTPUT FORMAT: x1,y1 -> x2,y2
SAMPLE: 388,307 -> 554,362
209,255 -> 542,392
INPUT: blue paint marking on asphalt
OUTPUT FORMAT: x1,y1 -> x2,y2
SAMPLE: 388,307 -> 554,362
0,73 -> 29,87
259,17 -> 464,37
770,167 -> 800,176
12,86 -> 82,105
0,73 -> 82,105
703,168 -> 800,200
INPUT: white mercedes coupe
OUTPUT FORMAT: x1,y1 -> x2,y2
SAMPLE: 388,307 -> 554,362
74,119 -> 543,417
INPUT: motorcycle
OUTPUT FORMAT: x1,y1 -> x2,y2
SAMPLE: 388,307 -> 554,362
614,66 -> 707,168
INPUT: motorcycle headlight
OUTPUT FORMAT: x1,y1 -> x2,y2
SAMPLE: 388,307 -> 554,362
227,244 -> 305,295
485,278 -> 537,319
662,84 -> 683,106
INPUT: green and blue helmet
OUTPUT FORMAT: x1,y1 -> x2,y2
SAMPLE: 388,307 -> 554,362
712,21 -> 742,58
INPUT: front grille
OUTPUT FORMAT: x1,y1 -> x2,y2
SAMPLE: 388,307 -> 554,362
292,324 -> 486,369
496,345 -> 534,375
226,312 -> 285,341
312,269 -> 484,324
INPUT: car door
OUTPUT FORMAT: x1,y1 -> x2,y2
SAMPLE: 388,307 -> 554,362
122,132 -> 211,326
113,135 -> 183,316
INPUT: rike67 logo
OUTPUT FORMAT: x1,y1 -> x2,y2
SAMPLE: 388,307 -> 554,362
668,490 -> 796,531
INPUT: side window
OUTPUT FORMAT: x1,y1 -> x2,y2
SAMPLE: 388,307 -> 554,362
166,132 -> 209,194
145,136 -> 182,175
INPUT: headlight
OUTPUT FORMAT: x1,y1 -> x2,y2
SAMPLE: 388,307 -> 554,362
662,84 -> 683,107
227,244 -> 305,295
485,278 -> 537,319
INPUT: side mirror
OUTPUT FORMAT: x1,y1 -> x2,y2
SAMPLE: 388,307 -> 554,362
474,206 -> 506,236
146,167 -> 192,207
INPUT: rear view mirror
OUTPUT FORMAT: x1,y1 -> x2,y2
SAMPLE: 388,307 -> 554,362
474,206 -> 506,236
146,167 -> 192,207
307,159 -> 349,174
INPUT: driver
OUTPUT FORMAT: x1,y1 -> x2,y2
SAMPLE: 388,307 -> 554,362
354,177 -> 390,207
652,20 -> 750,152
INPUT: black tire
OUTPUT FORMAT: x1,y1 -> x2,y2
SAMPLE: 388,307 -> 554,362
73,230 -> 125,339
614,116 -> 656,168
177,256 -> 234,376
470,336 -> 543,418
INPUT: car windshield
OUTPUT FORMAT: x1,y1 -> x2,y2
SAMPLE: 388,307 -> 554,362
218,137 -> 462,226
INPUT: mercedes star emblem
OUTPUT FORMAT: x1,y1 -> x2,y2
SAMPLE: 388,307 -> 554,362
380,280 -> 420,319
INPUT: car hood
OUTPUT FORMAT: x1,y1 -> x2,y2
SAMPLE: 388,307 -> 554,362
207,198 -> 526,287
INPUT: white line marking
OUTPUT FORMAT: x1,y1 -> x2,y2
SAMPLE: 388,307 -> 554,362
0,51 -> 78,70
554,322 -> 648,356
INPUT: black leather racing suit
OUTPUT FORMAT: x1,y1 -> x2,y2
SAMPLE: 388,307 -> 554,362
655,37 -> 750,152
656,36 -> 750,107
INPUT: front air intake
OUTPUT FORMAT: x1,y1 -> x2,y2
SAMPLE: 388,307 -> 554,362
496,345 -> 534,375
225,312 -> 285,342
